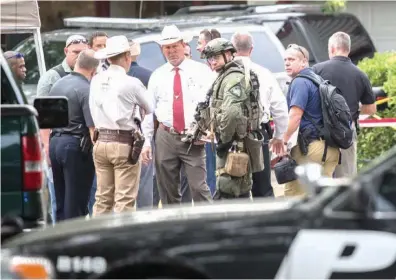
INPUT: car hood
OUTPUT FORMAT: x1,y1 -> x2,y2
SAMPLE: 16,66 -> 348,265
4,197 -> 302,247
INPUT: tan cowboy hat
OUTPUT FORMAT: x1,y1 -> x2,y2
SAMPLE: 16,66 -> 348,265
156,25 -> 192,46
94,35 -> 141,60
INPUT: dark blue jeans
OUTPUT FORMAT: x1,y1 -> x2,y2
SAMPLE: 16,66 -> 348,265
50,134 -> 95,221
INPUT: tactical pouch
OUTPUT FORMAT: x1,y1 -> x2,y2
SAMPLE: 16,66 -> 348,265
244,133 -> 264,173
128,131 -> 145,165
224,151 -> 250,177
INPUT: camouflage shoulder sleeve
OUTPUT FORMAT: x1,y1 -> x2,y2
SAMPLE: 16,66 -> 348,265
221,72 -> 250,101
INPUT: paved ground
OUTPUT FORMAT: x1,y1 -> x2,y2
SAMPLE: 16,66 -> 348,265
271,170 -> 285,198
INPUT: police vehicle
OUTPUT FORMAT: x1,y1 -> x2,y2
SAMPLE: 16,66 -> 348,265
2,146 -> 395,279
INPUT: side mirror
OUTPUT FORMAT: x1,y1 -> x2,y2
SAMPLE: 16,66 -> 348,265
295,163 -> 323,196
33,96 -> 69,129
348,175 -> 376,216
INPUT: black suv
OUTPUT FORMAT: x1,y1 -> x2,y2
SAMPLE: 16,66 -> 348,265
13,17 -> 287,102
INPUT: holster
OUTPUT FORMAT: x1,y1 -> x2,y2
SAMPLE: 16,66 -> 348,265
298,127 -> 315,156
261,122 -> 273,140
128,131 -> 145,165
80,135 -> 93,155
93,129 -> 99,143
298,132 -> 309,156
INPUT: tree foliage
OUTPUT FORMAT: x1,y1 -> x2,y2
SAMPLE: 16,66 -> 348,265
357,52 -> 396,169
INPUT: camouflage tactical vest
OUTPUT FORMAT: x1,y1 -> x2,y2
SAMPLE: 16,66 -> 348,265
211,60 -> 263,138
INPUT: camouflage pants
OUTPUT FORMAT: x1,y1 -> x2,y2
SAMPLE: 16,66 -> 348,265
214,153 -> 252,199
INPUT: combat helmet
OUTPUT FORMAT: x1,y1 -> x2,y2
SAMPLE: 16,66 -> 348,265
201,38 -> 236,59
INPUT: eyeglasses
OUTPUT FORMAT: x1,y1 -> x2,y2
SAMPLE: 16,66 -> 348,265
66,39 -> 88,48
287,44 -> 306,58
5,52 -> 24,60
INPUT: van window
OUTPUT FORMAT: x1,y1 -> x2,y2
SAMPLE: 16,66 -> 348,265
189,31 -> 285,73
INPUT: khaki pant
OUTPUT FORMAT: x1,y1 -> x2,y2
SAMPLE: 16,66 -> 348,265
284,140 -> 340,197
334,126 -> 358,178
92,141 -> 141,216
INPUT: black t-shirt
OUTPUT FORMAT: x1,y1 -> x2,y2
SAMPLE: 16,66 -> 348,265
49,72 -> 94,135
312,56 -> 375,121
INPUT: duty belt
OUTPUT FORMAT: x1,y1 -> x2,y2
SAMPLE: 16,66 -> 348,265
159,123 -> 187,135
97,129 -> 134,144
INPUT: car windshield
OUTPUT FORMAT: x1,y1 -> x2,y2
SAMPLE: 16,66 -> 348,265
189,31 -> 285,73
14,29 -> 285,86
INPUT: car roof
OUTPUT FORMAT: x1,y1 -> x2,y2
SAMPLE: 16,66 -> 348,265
133,22 -> 270,44
228,11 -> 359,23
38,22 -> 272,44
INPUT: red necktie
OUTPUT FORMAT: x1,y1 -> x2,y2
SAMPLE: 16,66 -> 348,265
173,67 -> 185,133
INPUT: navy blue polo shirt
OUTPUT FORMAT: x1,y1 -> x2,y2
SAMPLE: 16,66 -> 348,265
287,68 -> 323,139
49,71 -> 94,135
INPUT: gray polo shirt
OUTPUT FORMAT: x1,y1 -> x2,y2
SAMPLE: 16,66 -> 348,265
37,59 -> 72,96
49,72 -> 94,136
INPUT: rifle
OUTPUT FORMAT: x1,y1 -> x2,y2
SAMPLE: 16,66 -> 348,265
182,88 -> 214,154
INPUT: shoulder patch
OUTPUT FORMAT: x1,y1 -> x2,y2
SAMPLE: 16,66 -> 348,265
229,84 -> 243,97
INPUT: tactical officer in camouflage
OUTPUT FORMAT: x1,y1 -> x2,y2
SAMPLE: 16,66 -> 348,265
200,38 -> 265,199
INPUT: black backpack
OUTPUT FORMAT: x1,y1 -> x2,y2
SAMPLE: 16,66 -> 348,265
296,73 -> 353,150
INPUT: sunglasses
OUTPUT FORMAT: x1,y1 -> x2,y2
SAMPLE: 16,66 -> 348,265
287,44 -> 306,58
66,39 -> 88,48
5,52 -> 24,59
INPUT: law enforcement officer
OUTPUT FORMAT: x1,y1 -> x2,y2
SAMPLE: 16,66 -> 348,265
231,31 -> 289,198
143,25 -> 213,205
283,44 -> 340,196
313,32 -> 376,178
37,35 -> 88,223
88,31 -> 109,73
37,35 -> 88,96
48,49 -> 98,221
90,35 -> 153,215
200,38 -> 264,199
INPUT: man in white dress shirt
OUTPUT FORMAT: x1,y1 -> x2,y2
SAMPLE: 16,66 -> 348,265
143,25 -> 213,205
231,31 -> 289,197
90,36 -> 153,215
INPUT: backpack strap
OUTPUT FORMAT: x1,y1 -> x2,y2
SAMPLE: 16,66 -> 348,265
52,64 -> 67,78
290,73 -> 329,162
296,73 -> 323,86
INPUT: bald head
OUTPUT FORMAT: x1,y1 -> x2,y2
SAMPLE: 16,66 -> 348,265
231,31 -> 253,56
74,49 -> 99,80
4,51 -> 26,81
76,49 -> 99,70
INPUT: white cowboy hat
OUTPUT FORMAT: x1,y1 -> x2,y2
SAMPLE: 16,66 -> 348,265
94,35 -> 141,60
156,25 -> 192,46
